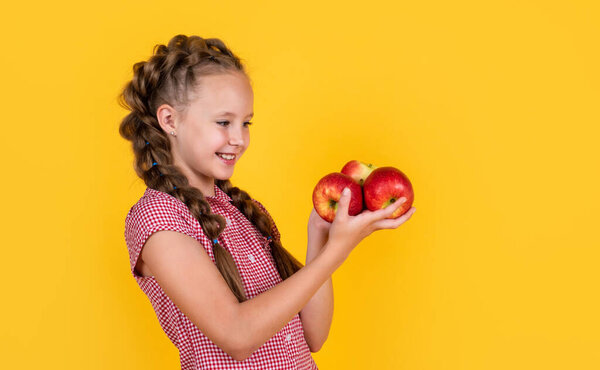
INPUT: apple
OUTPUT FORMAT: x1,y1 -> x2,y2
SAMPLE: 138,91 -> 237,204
312,172 -> 363,223
363,167 -> 414,219
340,160 -> 378,186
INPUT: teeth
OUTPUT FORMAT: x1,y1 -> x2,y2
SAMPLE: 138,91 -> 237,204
217,153 -> 235,160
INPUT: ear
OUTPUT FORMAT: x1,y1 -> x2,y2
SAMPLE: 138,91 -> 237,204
156,104 -> 178,134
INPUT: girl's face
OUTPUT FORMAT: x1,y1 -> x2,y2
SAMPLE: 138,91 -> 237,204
157,71 -> 254,196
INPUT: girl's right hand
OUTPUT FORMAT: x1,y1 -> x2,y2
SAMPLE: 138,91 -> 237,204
326,187 -> 416,262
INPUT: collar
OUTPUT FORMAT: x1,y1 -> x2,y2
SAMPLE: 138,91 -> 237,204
206,183 -> 233,203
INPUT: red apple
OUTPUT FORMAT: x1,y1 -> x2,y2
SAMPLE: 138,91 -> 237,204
363,167 -> 414,219
312,172 -> 363,223
340,160 -> 378,186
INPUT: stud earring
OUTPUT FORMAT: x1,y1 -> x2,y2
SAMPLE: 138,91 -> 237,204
170,131 -> 176,136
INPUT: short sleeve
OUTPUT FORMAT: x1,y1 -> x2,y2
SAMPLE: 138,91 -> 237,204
124,195 -> 197,278
251,199 -> 281,243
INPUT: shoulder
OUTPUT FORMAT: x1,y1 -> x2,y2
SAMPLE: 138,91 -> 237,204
123,188 -> 204,277
123,187 -> 210,252
124,188 -> 194,237
127,188 -> 187,218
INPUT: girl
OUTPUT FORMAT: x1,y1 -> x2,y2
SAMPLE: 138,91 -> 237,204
119,34 -> 416,370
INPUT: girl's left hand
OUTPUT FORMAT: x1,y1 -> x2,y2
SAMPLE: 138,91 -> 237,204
307,208 -> 331,243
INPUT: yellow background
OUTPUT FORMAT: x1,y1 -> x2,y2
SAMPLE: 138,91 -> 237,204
1,0 -> 599,368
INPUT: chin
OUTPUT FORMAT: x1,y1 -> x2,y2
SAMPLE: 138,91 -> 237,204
215,175 -> 232,181
214,170 -> 234,181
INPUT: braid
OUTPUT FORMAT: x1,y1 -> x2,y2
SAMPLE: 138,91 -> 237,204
118,34 -> 300,303
217,180 -> 304,280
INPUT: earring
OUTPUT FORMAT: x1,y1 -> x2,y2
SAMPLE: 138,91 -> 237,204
170,131 -> 176,136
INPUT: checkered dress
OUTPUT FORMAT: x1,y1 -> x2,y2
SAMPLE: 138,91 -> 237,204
124,184 -> 318,369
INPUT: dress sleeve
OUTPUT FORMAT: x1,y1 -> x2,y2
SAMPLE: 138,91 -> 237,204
124,195 -> 197,278
251,199 -> 282,243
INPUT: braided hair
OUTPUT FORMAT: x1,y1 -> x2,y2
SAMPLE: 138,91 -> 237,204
118,34 -> 303,302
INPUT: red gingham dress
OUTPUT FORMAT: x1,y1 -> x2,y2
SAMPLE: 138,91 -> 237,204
124,184 -> 319,370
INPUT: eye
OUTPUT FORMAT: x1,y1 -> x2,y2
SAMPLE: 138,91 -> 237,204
216,121 -> 253,127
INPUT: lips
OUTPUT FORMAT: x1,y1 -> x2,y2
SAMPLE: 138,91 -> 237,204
215,153 -> 237,165
216,152 -> 237,159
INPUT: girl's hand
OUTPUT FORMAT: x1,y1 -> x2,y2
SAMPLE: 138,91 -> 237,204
307,207 -> 332,244
326,188 -> 416,262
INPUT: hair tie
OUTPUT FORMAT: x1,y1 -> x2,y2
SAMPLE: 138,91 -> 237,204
212,238 -> 218,245
159,173 -> 163,177
152,162 -> 157,166
267,236 -> 272,241
173,186 -> 177,190
208,55 -> 216,61
145,141 -> 149,145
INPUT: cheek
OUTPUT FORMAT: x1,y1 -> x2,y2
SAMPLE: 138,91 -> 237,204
181,141 -> 213,164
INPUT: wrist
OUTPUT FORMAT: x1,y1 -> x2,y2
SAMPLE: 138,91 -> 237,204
306,233 -> 328,263
318,241 -> 346,271
308,231 -> 328,248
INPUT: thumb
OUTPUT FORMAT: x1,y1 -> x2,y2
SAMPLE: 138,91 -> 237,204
336,187 -> 351,217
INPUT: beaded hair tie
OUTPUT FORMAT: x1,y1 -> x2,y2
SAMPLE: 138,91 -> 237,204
212,239 -> 218,245
152,161 -> 165,179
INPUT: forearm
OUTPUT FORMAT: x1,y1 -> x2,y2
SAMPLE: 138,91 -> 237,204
235,240 -> 342,360
299,233 -> 334,352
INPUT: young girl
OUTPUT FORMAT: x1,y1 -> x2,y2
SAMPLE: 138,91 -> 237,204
119,34 -> 416,370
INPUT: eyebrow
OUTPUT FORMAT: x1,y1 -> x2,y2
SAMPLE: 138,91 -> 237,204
216,111 -> 254,118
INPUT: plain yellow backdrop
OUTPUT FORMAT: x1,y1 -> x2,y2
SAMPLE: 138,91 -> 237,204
1,0 -> 599,369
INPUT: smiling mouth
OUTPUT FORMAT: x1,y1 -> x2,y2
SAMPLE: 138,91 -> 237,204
216,153 -> 237,160
215,153 -> 239,166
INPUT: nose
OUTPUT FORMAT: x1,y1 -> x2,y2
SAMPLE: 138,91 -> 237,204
228,125 -> 245,146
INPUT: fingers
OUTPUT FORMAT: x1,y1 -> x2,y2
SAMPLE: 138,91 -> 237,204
372,206 -> 416,230
386,197 -> 407,217
367,196 -> 407,222
335,187 -> 351,220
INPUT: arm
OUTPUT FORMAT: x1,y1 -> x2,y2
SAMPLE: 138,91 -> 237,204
143,192 -> 414,362
298,210 -> 334,352
239,194 -> 415,358
143,229 -> 343,362
236,240 -> 342,360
